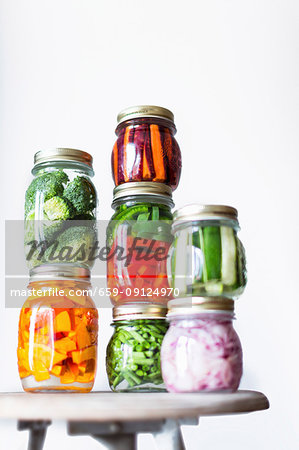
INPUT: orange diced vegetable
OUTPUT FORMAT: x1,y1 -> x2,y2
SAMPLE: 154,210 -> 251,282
76,323 -> 91,350
68,361 -> 79,377
51,365 -> 63,377
54,311 -> 71,332
71,346 -> 96,364
33,361 -> 50,382
60,367 -> 75,384
78,361 -> 87,374
33,343 -> 67,367
54,337 -> 76,353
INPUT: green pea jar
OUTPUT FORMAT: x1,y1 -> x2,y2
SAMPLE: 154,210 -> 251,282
106,304 -> 168,392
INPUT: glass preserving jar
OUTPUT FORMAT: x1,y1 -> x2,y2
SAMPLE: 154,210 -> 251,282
106,304 -> 168,392
24,148 -> 98,270
161,298 -> 243,393
17,265 -> 98,392
106,182 -> 174,305
169,204 -> 247,299
112,105 -> 182,190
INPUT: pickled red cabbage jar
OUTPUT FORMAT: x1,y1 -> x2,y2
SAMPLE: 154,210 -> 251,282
169,204 -> 247,299
106,182 -> 174,305
17,265 -> 98,392
106,304 -> 168,392
161,297 -> 243,392
24,148 -> 97,270
112,105 -> 182,190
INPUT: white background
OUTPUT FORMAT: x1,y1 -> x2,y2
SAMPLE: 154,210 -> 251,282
0,1 -> 298,449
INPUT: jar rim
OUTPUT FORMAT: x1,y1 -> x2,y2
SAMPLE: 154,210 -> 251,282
112,182 -> 174,207
33,148 -> 93,171
167,297 -> 235,318
117,105 -> 174,125
172,204 -> 238,228
112,304 -> 167,321
29,264 -> 90,281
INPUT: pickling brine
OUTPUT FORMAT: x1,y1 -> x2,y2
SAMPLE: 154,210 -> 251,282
106,182 -> 174,305
169,204 -> 247,299
112,106 -> 182,190
17,267 -> 98,392
161,298 -> 243,392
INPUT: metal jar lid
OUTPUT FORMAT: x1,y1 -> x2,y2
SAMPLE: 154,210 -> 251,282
167,297 -> 235,318
112,304 -> 167,321
117,105 -> 175,125
172,204 -> 238,229
29,264 -> 90,282
112,182 -> 174,206
33,148 -> 93,170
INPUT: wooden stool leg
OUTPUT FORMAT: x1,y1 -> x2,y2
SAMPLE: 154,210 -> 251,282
93,434 -> 136,450
18,420 -> 51,450
153,419 -> 185,450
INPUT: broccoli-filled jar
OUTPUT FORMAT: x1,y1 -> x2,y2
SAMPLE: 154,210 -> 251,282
24,148 -> 97,269
161,298 -> 243,392
106,304 -> 168,392
169,204 -> 247,299
112,105 -> 182,190
106,182 -> 174,305
17,265 -> 98,392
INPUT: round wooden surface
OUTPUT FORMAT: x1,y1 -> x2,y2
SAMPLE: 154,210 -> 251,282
0,390 -> 269,421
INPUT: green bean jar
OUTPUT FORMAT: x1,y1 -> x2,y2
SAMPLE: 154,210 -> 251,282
169,204 -> 247,299
24,148 -> 97,270
106,304 -> 168,392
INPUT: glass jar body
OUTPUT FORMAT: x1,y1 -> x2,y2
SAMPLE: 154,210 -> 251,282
112,118 -> 181,190
24,162 -> 97,270
169,219 -> 247,299
161,313 -> 242,392
106,319 -> 168,392
17,279 -> 98,392
107,195 -> 174,305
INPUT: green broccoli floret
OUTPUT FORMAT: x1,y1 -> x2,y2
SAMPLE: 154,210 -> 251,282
43,196 -> 74,220
63,176 -> 96,215
25,170 -> 69,216
43,225 -> 97,267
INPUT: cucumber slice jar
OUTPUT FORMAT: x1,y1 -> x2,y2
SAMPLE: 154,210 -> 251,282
112,105 -> 182,190
106,182 -> 174,305
24,148 -> 98,270
106,304 -> 168,392
169,204 -> 247,299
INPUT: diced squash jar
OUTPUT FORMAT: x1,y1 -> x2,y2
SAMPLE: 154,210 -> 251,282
106,182 -> 174,305
112,105 -> 182,190
161,298 -> 243,392
24,148 -> 98,270
17,265 -> 98,392
168,204 -> 247,299
106,304 -> 168,392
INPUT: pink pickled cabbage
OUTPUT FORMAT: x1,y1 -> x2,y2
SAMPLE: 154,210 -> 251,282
161,315 -> 242,392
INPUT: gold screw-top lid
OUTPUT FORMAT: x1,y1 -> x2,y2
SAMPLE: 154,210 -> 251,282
29,264 -> 90,281
33,148 -> 93,169
167,297 -> 235,318
117,105 -> 175,125
112,182 -> 174,206
112,303 -> 167,321
173,204 -> 238,229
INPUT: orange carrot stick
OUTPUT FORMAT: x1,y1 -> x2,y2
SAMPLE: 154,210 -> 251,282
113,142 -> 118,185
150,124 -> 165,181
123,127 -> 130,182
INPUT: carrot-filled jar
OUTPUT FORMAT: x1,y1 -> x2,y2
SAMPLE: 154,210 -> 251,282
106,182 -> 175,305
17,265 -> 98,392
112,105 -> 182,190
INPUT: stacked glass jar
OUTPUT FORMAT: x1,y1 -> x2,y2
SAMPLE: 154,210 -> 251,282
106,105 -> 182,391
161,204 -> 247,392
18,148 -> 99,392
